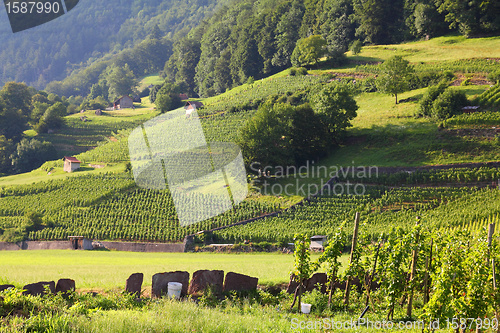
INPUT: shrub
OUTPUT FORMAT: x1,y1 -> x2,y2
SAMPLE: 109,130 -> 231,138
296,67 -> 308,76
301,289 -> 329,314
362,77 -> 377,92
431,89 -> 468,120
488,70 -> 500,84
409,70 -> 454,89
289,68 -> 297,76
350,40 -> 362,55
418,80 -> 449,117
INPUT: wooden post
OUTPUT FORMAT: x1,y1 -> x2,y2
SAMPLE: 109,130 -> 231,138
344,212 -> 360,307
487,223 -> 495,265
423,238 -> 433,305
407,219 -> 420,318
366,242 -> 381,307
493,259 -> 499,333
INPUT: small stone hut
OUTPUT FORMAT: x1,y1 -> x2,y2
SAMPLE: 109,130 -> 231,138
63,156 -> 81,173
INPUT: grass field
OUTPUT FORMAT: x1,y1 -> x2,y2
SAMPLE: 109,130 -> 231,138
0,250 -> 341,289
348,35 -> 500,63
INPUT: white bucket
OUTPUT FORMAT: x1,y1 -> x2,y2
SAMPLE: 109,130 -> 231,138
167,282 -> 182,299
301,303 -> 312,314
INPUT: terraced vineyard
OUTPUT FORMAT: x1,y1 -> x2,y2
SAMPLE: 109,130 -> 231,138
33,190 -> 278,242
199,74 -> 327,116
213,187 -> 499,243
338,166 -> 500,186
0,173 -> 279,242
474,83 -> 500,108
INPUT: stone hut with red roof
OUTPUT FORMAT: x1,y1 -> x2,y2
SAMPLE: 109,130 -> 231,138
63,156 -> 81,173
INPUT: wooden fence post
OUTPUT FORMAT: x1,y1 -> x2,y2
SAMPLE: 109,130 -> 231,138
344,212 -> 360,308
488,223 -> 495,260
407,219 -> 420,318
423,238 -> 433,305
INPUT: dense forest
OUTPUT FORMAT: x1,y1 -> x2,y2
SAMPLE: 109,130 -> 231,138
0,0 -> 229,89
43,0 -> 500,99
163,0 -> 500,97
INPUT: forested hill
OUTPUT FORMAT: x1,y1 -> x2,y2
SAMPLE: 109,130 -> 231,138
163,0 -> 500,98
0,0 -> 227,89
47,0 -> 500,99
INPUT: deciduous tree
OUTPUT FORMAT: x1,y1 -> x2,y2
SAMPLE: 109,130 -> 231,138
377,56 -> 415,104
291,35 -> 327,67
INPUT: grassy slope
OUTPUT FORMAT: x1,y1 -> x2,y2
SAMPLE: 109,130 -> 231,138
2,35 -> 497,187
0,250 -> 343,288
350,35 -> 500,63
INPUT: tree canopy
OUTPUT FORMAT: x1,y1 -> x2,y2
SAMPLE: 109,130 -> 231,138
291,35 -> 328,67
106,64 -> 138,101
377,56 -> 415,104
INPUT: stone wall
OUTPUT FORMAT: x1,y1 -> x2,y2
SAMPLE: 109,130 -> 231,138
0,241 -> 72,251
0,240 -> 186,252
99,241 -> 185,252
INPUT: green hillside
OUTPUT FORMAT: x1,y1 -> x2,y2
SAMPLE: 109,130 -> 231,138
0,0 -> 231,89
1,35 -> 500,244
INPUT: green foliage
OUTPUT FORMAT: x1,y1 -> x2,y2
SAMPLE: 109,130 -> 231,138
418,80 -> 449,117
422,229 -> 499,327
353,0 -> 405,45
79,96 -> 109,111
435,0 -> 500,36
339,166 -> 500,186
10,138 -> 57,174
488,70 -> 500,84
376,56 -> 415,104
474,84 -> 500,109
162,38 -> 201,97
106,64 -> 139,101
213,186 -> 498,244
237,102 -> 294,167
0,82 -> 32,118
34,102 -> 67,134
431,88 -> 468,119
291,35 -> 327,67
408,70 -> 454,90
413,3 -> 446,38
313,83 -> 358,145
154,82 -> 182,113
0,0 -> 215,91
237,102 -> 328,167
0,135 -> 14,174
349,40 -> 362,55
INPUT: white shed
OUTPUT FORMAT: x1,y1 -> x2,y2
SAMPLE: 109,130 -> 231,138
310,235 -> 327,250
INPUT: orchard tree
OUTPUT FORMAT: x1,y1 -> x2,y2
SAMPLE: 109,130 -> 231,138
377,56 -> 415,104
291,35 -> 327,67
